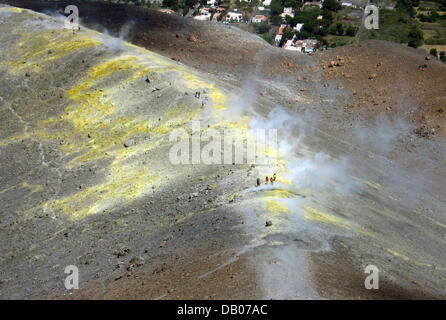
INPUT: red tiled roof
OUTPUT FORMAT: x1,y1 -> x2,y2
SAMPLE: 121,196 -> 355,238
278,25 -> 286,35
254,15 -> 267,21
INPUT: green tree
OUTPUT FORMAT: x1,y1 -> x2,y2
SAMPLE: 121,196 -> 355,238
336,22 -> 344,35
431,9 -> 440,19
255,21 -> 271,34
185,0 -> 198,6
270,15 -> 283,25
296,30 -> 311,40
303,20 -> 318,34
440,51 -> 446,62
285,15 -> 296,27
430,48 -> 438,57
346,26 -> 357,36
322,0 -> 342,12
284,0 -> 303,10
396,0 -> 416,17
407,26 -> 424,48
321,9 -> 334,27
270,0 -> 284,15
262,33 -> 274,44
163,0 -> 178,7
280,27 -> 294,46
328,25 -> 338,35
317,26 -> 328,37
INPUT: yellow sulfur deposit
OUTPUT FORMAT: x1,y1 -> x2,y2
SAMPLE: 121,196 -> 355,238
2,30 -> 100,73
266,199 -> 289,215
303,206 -> 351,229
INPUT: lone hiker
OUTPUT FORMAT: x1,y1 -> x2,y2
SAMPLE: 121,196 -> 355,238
72,26 -> 80,34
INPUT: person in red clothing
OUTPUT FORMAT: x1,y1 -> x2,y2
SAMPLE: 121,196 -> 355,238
266,176 -> 269,184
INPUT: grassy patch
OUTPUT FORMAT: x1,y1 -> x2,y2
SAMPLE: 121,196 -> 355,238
362,8 -> 420,43
420,21 -> 446,43
326,35 -> 355,47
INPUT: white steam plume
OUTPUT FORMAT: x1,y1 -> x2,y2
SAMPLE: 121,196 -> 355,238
102,21 -> 135,53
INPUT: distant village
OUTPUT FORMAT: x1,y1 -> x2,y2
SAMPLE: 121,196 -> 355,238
112,0 -> 446,60
158,0 -> 361,54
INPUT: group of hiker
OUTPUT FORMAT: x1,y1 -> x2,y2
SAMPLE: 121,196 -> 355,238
194,91 -> 207,108
256,173 -> 277,187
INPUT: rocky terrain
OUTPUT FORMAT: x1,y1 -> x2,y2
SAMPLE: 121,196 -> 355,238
0,2 -> 445,300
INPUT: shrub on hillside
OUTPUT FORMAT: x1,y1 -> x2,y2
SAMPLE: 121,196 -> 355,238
322,0 -> 342,12
407,26 -> 424,48
346,26 -> 357,36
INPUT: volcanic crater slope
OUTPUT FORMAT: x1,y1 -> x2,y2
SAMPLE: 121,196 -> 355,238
0,6 -> 264,299
1,4 -> 446,300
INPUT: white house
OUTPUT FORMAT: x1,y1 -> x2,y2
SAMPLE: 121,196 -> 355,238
284,38 -> 318,54
294,23 -> 304,32
194,14 -> 211,20
341,2 -> 353,6
226,12 -> 243,22
280,7 -> 294,19
207,0 -> 217,7
302,39 -> 318,53
252,15 -> 267,23
294,40 -> 306,52
199,7 -> 211,14
283,7 -> 293,15
274,34 -> 282,44
284,38 -> 301,51
262,0 -> 272,6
